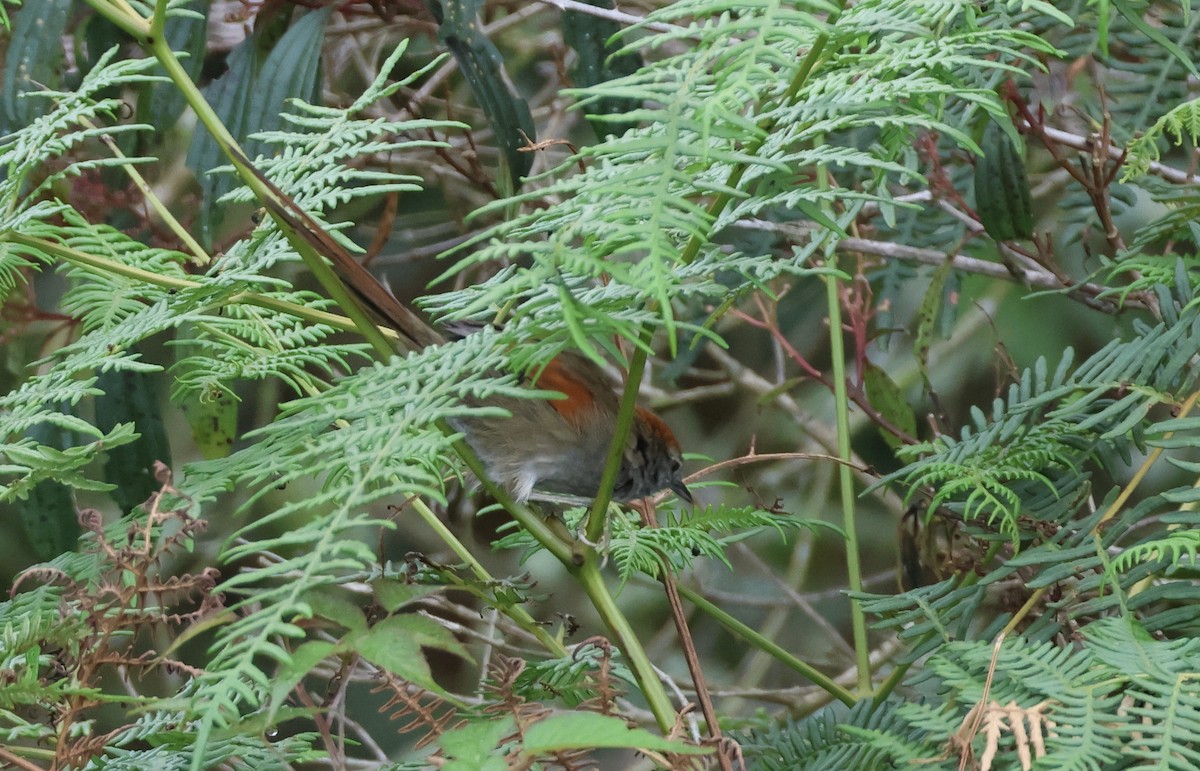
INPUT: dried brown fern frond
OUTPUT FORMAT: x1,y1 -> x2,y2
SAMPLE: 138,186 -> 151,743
483,654 -> 596,770
374,671 -> 463,749
484,654 -> 553,728
9,464 -> 224,770
572,637 -> 622,717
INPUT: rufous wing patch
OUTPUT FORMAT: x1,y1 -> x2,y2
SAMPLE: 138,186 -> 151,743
536,358 -> 597,427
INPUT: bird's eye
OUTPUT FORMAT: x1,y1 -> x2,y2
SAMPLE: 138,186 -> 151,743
670,457 -> 682,473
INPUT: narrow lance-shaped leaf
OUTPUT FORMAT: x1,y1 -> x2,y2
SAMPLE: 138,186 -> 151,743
95,361 -> 173,513
187,7 -> 331,245
561,0 -> 642,138
425,0 -> 536,187
14,404 -> 81,560
0,0 -> 72,133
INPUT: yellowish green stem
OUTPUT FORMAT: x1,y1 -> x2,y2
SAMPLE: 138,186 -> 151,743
5,232 -> 390,338
678,583 -> 856,706
576,560 -> 678,727
89,124 -> 209,264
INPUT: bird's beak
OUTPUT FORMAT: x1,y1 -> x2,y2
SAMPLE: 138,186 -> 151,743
671,479 -> 694,504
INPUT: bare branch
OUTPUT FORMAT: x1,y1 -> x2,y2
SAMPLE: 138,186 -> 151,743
1030,123 -> 1200,185
739,218 -> 1152,312
533,0 -> 682,33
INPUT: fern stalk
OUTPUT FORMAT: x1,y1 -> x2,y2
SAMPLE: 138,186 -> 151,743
815,131 -> 871,691
584,325 -> 654,545
823,262 -> 871,694
5,232 -> 383,337
677,583 -> 855,706
83,0 -> 150,39
87,121 -> 208,264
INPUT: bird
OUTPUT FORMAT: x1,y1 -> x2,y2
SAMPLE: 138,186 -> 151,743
454,346 -> 691,504
242,172 -> 691,506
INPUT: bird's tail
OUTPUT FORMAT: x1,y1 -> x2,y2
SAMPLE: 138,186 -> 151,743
233,149 -> 445,351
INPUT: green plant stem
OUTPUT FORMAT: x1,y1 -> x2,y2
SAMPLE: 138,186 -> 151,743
5,232 -> 388,338
822,261 -> 870,695
573,328 -> 684,732
585,326 -> 654,546
572,11 -> 851,697
0,745 -> 53,770
83,0 -> 150,39
677,583 -> 856,706
576,560 -> 679,726
90,123 -> 209,264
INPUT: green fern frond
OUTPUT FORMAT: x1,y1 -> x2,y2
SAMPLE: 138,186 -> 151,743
180,331 -> 534,735
512,644 -> 634,707
0,344 -> 153,501
741,698 -> 920,771
880,301 -> 1200,538
86,715 -> 323,771
1126,95 -> 1200,178
48,214 -> 191,332
1104,253 -> 1200,305
1113,529 -> 1200,575
213,41 -> 461,219
1079,619 -> 1200,769
609,504 -> 831,585
785,620 -> 1200,770
0,50 -> 163,296
426,0 -> 1061,360
169,321 -> 367,401
858,578 -> 990,662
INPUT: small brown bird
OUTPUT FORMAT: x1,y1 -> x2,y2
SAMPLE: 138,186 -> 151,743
457,348 -> 691,503
257,181 -> 690,505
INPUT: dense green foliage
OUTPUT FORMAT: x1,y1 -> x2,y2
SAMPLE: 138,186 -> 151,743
2,0 -> 1199,769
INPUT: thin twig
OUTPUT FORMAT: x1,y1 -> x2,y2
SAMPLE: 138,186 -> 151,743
705,636 -> 904,709
733,543 -> 859,663
689,450 -> 869,483
635,500 -> 734,771
740,219 -> 1151,312
1032,123 -> 1199,185
532,0 -> 682,33
698,569 -> 895,607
